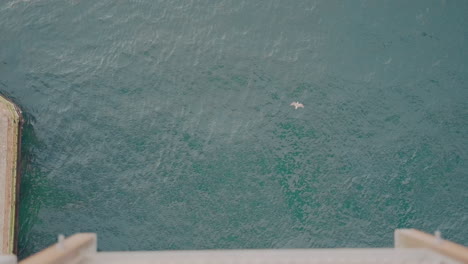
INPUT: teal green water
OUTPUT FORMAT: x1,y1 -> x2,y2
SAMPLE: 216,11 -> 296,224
1,0 -> 467,258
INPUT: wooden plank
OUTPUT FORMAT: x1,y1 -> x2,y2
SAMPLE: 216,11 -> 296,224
86,249 -> 458,264
20,233 -> 97,264
395,228 -> 468,263
0,95 -> 22,254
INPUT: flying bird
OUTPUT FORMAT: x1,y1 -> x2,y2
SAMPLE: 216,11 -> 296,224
290,101 -> 304,109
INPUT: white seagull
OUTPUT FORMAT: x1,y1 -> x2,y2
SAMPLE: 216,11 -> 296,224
290,101 -> 304,109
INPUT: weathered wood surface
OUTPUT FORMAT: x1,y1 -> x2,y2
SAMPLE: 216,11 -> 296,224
0,95 -> 22,254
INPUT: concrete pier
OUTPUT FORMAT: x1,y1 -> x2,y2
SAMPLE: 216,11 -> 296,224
0,95 -> 22,254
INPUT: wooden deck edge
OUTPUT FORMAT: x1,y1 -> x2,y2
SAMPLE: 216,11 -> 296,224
395,228 -> 468,263
0,94 -> 23,255
13,99 -> 23,255
19,233 -> 97,264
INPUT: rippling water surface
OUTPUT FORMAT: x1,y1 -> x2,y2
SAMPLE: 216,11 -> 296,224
0,0 -> 467,258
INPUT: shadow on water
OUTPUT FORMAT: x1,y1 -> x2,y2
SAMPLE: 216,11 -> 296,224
17,110 -> 46,259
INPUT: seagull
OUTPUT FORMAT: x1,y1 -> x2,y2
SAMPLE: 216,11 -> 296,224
290,101 -> 304,109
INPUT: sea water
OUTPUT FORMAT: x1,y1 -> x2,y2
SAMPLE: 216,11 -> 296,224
0,0 -> 467,258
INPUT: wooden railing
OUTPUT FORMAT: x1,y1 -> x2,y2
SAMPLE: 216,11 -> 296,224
19,234 -> 96,264
395,229 -> 468,263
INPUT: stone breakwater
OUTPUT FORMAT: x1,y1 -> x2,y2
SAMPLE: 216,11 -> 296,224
0,94 -> 22,254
